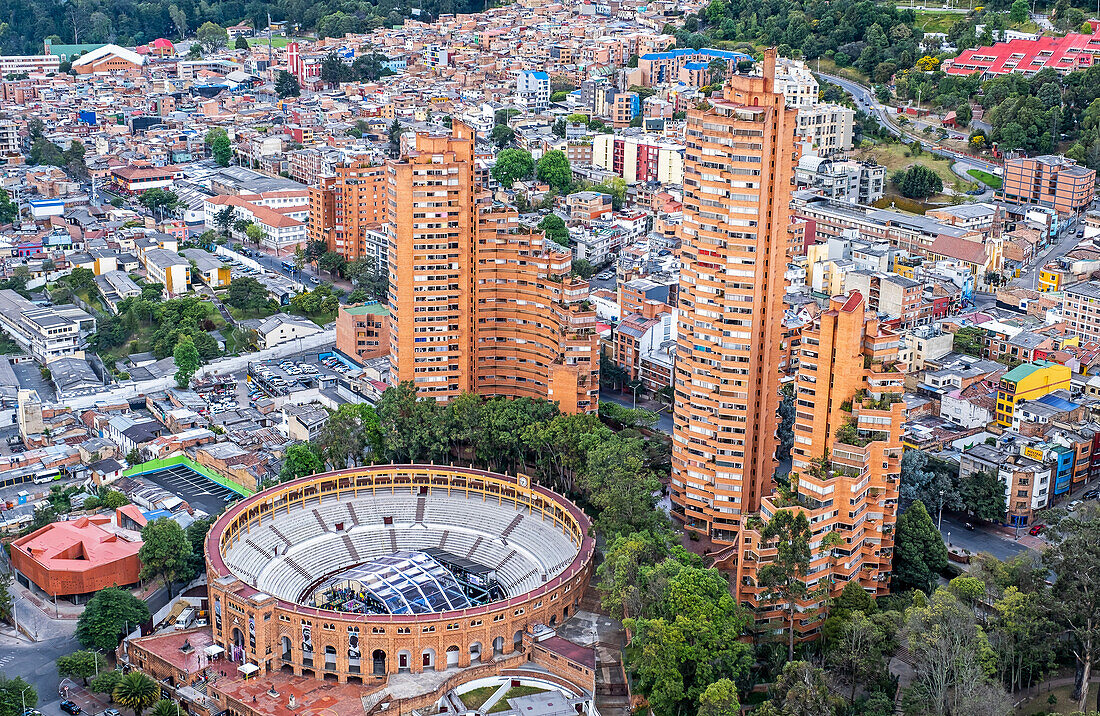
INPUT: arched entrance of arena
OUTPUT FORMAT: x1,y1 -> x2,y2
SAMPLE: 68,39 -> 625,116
324,645 -> 337,676
280,636 -> 292,672
398,650 -> 411,672
232,628 -> 245,661
492,637 -> 505,655
512,630 -> 523,653
422,648 -> 436,670
372,649 -> 386,675
469,642 -> 482,664
446,645 -> 460,668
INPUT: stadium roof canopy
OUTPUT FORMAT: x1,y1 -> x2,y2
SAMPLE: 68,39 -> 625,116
316,551 -> 473,614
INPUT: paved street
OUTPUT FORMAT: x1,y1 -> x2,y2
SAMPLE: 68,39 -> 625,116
816,71 -> 1002,175
1012,217 -> 1082,290
939,514 -> 1030,562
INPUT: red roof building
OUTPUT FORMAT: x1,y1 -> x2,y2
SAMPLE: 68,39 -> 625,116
945,31 -> 1100,78
11,509 -> 142,599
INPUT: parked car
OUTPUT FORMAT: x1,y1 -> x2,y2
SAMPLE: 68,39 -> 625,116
1069,500 -> 1083,511
1084,489 -> 1100,500
1028,524 -> 1046,536
60,701 -> 81,715
309,276 -> 321,285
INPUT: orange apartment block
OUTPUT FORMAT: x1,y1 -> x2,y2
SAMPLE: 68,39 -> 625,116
335,303 -> 390,363
307,161 -> 387,260
671,49 -> 799,543
738,292 -> 904,640
1001,155 -> 1095,215
377,122 -> 599,413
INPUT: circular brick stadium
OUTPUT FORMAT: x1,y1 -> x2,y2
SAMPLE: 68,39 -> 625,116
205,465 -> 594,682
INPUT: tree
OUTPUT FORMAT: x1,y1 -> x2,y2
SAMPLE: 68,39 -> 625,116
57,651 -> 109,685
112,672 -> 159,716
346,256 -> 388,302
244,223 -> 266,247
757,509 -> 812,661
1009,0 -> 1029,23
214,206 -> 235,236
891,164 -> 943,199
900,449 -> 960,515
697,679 -> 740,716
139,517 -> 192,596
893,500 -> 948,593
225,277 -> 269,311
491,148 -> 534,187
66,266 -> 96,292
315,403 -> 385,469
991,586 -> 1055,693
776,382 -> 795,461
956,103 -> 972,127
388,119 -> 403,158
0,676 -> 36,716
0,572 -> 11,624
234,35 -> 249,50
538,214 -> 570,247
319,251 -> 346,279
101,489 -> 128,509
768,661 -> 837,716
173,336 -> 200,388
149,701 -> 177,716
76,587 -> 150,651
571,259 -> 595,279
904,589 -> 1007,716
829,611 -> 886,702
321,52 -> 351,86
960,469 -> 1007,523
0,187 -> 18,224
89,670 -> 122,696
275,70 -> 300,98
280,443 -> 323,481
210,132 -> 232,167
137,188 -> 179,219
490,123 -> 515,148
537,150 -> 572,191
581,437 -> 664,538
196,21 -> 226,52
1045,512 -> 1100,711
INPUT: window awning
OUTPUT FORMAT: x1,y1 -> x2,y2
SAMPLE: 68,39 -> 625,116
238,663 -> 259,676
204,645 -> 225,657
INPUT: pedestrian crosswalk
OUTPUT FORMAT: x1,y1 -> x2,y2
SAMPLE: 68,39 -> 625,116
0,653 -> 15,669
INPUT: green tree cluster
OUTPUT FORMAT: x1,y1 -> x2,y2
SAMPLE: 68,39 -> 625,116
76,586 -> 150,651
891,164 -> 943,199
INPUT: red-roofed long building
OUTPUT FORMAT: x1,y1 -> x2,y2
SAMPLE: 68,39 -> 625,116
11,509 -> 142,599
945,31 -> 1100,78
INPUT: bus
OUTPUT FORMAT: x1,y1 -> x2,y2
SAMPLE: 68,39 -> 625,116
281,260 -> 295,272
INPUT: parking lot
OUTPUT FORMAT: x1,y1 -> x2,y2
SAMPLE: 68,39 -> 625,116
247,353 -> 356,397
134,463 -> 240,515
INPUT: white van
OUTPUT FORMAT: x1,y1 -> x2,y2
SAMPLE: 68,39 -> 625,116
175,607 -> 196,630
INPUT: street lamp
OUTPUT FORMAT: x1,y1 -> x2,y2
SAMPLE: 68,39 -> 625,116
937,489 -> 945,531
630,383 -> 640,409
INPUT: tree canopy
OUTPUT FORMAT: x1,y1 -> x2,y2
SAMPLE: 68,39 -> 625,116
76,586 -> 150,651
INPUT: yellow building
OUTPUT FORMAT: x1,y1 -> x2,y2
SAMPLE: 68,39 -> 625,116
1038,264 -> 1062,292
996,360 -> 1072,426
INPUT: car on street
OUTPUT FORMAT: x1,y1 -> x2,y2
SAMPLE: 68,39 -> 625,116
1084,489 -> 1100,500
1028,524 -> 1046,536
1068,499 -> 1083,511
309,276 -> 320,284
60,702 -> 82,715
103,709 -> 121,716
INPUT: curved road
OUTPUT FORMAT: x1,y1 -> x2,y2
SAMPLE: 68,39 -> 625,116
816,71 -> 1002,175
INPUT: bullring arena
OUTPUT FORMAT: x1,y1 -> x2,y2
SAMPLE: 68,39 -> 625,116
205,464 -> 596,708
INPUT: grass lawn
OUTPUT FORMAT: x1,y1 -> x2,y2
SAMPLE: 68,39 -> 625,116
227,304 -> 278,321
914,9 -> 961,32
460,687 -> 499,710
813,57 -> 869,86
246,36 -> 307,48
1015,684 -> 1080,714
968,168 -> 1003,189
289,308 -> 337,327
488,686 -> 550,713
854,143 -> 979,194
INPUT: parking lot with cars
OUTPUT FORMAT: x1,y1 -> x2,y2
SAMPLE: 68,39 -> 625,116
133,463 -> 240,515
